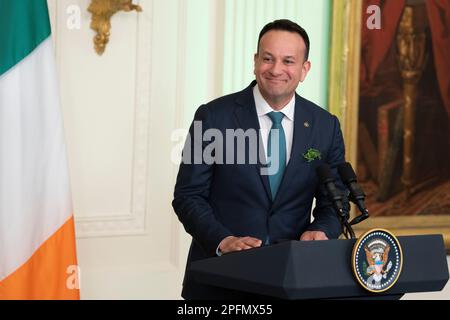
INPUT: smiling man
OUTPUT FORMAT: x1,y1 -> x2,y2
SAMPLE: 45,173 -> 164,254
254,24 -> 311,110
173,19 -> 348,300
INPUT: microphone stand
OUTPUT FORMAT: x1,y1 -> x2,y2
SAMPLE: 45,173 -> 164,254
339,204 -> 370,239
342,221 -> 356,239
331,195 -> 355,239
349,208 -> 369,226
334,196 -> 371,239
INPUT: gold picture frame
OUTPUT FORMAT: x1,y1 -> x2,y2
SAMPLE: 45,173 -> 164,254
328,0 -> 450,250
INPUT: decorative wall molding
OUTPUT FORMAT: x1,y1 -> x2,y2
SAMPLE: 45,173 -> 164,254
74,0 -> 153,238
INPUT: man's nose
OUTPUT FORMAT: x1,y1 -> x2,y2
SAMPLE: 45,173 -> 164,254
269,60 -> 283,76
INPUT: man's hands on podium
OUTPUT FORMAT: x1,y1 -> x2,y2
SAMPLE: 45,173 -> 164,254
218,231 -> 328,255
300,231 -> 328,241
218,236 -> 262,254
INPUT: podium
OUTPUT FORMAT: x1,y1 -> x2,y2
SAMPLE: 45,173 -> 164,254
190,235 -> 449,299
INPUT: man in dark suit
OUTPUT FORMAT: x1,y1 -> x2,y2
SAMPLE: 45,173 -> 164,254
172,19 -> 347,299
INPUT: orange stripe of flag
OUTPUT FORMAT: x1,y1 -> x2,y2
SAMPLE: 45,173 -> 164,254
0,216 -> 80,300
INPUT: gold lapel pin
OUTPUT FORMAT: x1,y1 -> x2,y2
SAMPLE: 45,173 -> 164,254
304,122 -> 310,128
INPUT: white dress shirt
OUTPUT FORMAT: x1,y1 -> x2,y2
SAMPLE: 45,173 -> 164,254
253,84 -> 295,165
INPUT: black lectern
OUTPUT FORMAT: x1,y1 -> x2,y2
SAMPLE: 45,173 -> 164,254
190,235 -> 449,299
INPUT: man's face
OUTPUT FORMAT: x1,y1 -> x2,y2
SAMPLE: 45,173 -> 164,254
254,30 -> 311,109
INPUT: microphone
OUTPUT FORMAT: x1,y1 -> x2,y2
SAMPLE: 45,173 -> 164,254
316,164 -> 346,219
337,162 -> 369,225
316,163 -> 354,239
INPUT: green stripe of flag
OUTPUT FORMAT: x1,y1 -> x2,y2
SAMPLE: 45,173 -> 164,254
0,0 -> 51,77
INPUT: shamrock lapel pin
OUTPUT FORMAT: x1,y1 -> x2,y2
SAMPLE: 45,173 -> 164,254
303,148 -> 321,162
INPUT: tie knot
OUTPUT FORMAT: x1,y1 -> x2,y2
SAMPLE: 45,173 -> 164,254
268,111 -> 284,125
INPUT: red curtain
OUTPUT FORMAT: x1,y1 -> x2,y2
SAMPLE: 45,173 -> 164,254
360,0 -> 450,117
426,0 -> 450,117
360,0 -> 406,90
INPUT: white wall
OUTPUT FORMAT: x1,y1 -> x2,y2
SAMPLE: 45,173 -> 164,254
221,0 -> 331,108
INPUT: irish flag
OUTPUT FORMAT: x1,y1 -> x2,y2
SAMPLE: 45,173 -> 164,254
0,0 -> 80,299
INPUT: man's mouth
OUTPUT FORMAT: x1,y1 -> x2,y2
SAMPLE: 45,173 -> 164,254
265,78 -> 287,83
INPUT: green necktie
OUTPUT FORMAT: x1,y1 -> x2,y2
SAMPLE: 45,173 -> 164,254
267,111 -> 286,200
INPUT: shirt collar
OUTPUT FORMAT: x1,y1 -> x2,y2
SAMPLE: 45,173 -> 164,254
253,84 -> 295,121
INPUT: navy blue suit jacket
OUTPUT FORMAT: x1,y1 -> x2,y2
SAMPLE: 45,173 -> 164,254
172,81 -> 347,299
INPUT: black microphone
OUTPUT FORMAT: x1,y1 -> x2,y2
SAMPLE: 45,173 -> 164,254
316,164 -> 345,219
337,162 -> 369,225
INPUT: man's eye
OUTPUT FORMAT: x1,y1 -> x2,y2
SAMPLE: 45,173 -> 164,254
263,57 -> 272,62
285,60 -> 294,65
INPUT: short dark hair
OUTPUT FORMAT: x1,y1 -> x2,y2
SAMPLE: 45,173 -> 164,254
257,19 -> 310,60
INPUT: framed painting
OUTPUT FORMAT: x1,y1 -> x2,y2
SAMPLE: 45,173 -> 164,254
328,0 -> 450,251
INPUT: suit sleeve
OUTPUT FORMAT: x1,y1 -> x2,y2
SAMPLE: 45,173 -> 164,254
172,105 -> 233,256
307,115 -> 349,239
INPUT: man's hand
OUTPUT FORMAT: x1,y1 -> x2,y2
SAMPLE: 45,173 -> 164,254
219,236 -> 262,254
300,231 -> 328,241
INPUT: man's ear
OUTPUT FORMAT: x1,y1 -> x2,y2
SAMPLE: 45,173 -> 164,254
254,53 -> 259,63
300,60 -> 311,82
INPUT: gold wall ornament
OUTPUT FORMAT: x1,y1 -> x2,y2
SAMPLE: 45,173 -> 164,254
88,0 -> 142,55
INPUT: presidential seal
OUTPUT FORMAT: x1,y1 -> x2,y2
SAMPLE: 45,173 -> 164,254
352,229 -> 403,293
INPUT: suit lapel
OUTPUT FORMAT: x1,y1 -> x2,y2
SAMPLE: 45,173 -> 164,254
234,83 -> 272,201
271,94 -> 313,206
